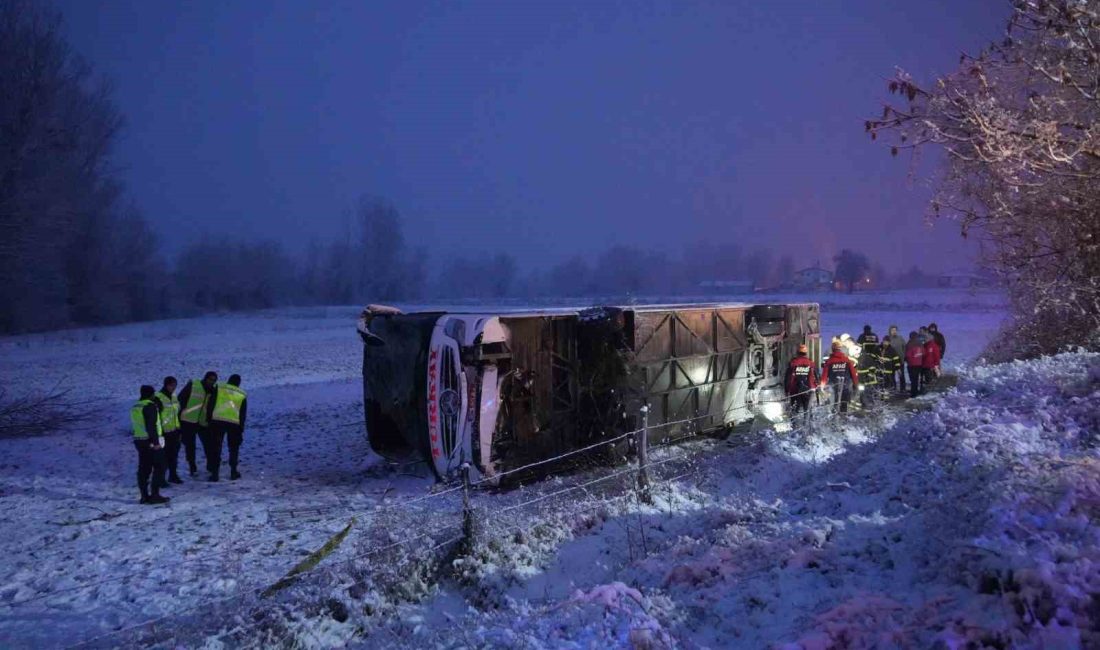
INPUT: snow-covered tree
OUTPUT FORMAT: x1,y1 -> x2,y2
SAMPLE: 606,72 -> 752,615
868,0 -> 1100,355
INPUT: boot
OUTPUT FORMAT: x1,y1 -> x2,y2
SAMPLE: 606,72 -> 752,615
189,462 -> 198,476
169,473 -> 183,484
146,494 -> 170,504
230,468 -> 241,480
209,472 -> 219,482
139,492 -> 150,504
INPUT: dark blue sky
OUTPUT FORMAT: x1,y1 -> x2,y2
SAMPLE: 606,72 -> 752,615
57,0 -> 1005,271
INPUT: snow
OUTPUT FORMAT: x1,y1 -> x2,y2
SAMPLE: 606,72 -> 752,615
8,290 -> 1092,649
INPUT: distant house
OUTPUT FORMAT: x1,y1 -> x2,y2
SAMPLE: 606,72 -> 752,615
697,280 -> 755,293
937,272 -> 997,289
792,266 -> 833,291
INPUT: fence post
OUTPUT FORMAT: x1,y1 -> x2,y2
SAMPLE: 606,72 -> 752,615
460,463 -> 476,554
636,405 -> 653,505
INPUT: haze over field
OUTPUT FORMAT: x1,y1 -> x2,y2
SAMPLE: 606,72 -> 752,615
58,0 -> 1001,269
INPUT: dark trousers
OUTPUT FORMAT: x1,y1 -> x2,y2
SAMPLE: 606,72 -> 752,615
908,366 -> 923,397
134,439 -> 164,498
859,384 -> 876,408
163,430 -> 182,480
789,394 -> 811,426
227,429 -> 243,469
200,428 -> 225,476
180,422 -> 200,473
830,381 -> 852,413
883,369 -> 897,391
898,365 -> 907,391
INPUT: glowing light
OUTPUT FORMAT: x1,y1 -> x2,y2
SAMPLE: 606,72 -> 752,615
761,401 -> 784,422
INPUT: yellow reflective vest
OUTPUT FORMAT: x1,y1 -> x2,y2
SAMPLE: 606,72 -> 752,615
211,384 -> 247,426
130,399 -> 163,443
154,390 -> 180,433
180,379 -> 210,426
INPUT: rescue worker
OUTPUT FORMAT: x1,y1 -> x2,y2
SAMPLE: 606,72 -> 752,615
784,344 -> 819,426
883,325 -> 907,392
856,340 -> 879,408
823,341 -> 859,414
923,331 -> 942,385
905,331 -> 925,397
153,376 -> 183,485
205,374 -> 248,481
856,325 -> 879,357
178,371 -> 217,477
132,385 -> 169,505
878,340 -> 902,392
929,323 -> 947,360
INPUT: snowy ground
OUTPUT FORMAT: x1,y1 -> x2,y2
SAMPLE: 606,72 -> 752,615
2,290 -> 1074,649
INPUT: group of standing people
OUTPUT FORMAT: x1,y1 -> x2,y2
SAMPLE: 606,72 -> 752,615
784,323 -> 947,419
129,371 -> 249,504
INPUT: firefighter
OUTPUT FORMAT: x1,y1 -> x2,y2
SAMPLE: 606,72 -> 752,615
905,331 -> 925,397
823,341 -> 859,414
205,374 -> 248,481
178,371 -> 216,477
856,340 -> 879,408
883,325 -> 907,392
784,343 -> 819,426
153,376 -> 183,485
132,385 -> 169,505
856,325 -> 879,357
878,340 -> 902,392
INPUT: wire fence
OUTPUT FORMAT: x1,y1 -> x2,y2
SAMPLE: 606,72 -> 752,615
16,382 -> 908,649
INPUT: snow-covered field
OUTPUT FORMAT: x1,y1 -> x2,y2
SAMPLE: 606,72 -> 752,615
5,290 -> 1092,648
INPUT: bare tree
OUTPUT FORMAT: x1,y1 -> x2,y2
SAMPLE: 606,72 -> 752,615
833,249 -> 870,293
746,249 -> 774,290
867,0 -> 1100,355
776,255 -> 795,288
354,196 -> 407,302
0,0 -> 161,332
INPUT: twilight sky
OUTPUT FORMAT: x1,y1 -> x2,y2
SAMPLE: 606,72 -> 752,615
56,0 -> 1006,272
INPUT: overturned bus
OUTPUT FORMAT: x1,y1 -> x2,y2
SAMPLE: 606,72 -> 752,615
358,303 -> 821,482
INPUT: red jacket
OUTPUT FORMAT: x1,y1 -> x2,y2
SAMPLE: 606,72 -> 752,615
823,351 -> 858,386
923,339 -> 941,369
905,341 -> 924,367
785,355 -> 819,394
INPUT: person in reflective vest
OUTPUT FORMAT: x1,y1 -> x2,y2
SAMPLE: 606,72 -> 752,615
153,376 -> 183,486
856,341 -> 880,408
878,340 -> 902,392
204,373 -> 248,481
784,344 -> 819,426
131,385 -> 169,505
882,326 -> 907,391
856,325 -> 879,357
177,371 -> 217,477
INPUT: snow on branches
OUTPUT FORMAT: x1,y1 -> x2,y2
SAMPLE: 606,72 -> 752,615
868,0 -> 1100,357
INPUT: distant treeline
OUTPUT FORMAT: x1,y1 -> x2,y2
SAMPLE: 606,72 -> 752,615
0,1 -> 932,335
